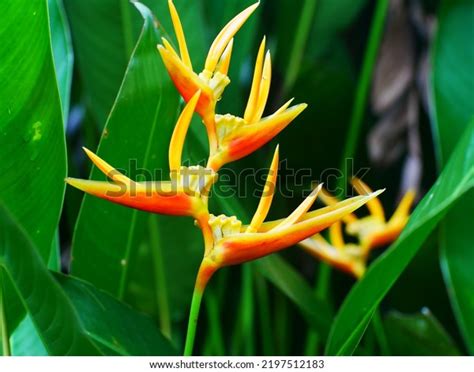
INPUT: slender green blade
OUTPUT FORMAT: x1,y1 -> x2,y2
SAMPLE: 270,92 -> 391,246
431,0 -> 474,354
325,121 -> 474,355
48,0 -> 74,121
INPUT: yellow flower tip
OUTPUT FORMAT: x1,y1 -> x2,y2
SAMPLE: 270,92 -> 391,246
351,177 -> 386,221
244,37 -> 267,123
167,0 -> 192,69
246,145 -> 280,233
273,183 -> 323,231
169,90 -> 201,172
216,38 -> 233,75
204,1 -> 260,73
64,177 -> 123,198
81,147 -> 133,186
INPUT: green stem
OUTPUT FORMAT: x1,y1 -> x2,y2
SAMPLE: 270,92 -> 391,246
184,286 -> 203,356
149,215 -> 171,339
372,308 -> 390,355
283,0 -> 318,94
338,0 -> 390,195
0,269 -> 11,356
304,263 -> 331,355
204,290 -> 225,355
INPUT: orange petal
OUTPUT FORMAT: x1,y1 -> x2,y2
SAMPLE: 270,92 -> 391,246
246,146 -> 279,233
218,190 -> 383,266
169,90 -> 201,172
214,103 -> 307,168
157,44 -> 214,119
299,236 -> 365,278
205,2 -> 259,72
66,178 -> 200,217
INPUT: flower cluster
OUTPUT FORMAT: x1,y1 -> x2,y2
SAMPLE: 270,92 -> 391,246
299,178 -> 415,277
65,1 -> 398,355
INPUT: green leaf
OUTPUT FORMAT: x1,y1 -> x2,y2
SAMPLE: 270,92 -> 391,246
10,315 -> 48,356
384,309 -> 460,356
431,0 -> 474,354
0,0 -> 67,263
431,0 -> 474,164
48,0 -> 74,121
0,204 -> 99,355
54,273 -> 178,356
325,121 -> 474,355
0,0 -> 67,332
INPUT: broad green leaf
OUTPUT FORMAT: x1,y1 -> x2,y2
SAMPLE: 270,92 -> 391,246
0,0 -> 67,332
0,0 -> 66,263
431,0 -> 474,354
325,121 -> 474,355
54,273 -> 178,356
64,0 -> 206,126
384,309 -> 460,356
0,204 -> 99,355
48,0 -> 74,121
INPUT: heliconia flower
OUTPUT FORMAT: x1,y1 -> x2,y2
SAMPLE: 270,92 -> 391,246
206,38 -> 307,171
65,93 -> 217,229
195,147 -> 384,290
157,0 -> 259,152
299,221 -> 366,278
320,178 -> 415,252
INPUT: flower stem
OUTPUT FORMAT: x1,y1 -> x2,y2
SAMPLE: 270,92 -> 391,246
184,260 -> 216,356
184,286 -> 203,356
338,0 -> 389,195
